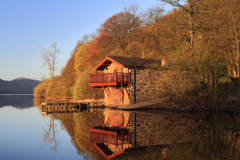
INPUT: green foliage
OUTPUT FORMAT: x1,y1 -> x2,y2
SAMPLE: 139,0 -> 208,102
73,70 -> 101,100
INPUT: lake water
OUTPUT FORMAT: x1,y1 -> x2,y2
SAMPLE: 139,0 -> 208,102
0,95 -> 84,160
0,95 -> 240,160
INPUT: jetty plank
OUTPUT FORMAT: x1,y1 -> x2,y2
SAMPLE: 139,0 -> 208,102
41,100 -> 104,114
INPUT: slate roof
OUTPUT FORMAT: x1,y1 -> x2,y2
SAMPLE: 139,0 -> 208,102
94,56 -> 160,71
108,56 -> 160,67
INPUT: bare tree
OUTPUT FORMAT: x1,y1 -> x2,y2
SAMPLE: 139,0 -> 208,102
225,2 -> 240,79
159,0 -> 219,58
40,42 -> 60,77
139,4 -> 165,58
141,4 -> 165,25
41,118 -> 59,152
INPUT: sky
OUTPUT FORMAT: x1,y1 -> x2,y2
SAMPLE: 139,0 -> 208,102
0,0 -> 173,81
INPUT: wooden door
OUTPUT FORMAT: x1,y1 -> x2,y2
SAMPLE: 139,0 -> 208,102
109,110 -> 123,127
109,88 -> 123,106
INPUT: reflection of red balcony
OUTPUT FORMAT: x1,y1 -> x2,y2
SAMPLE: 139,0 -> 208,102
89,72 -> 130,87
89,128 -> 131,146
90,128 -> 131,159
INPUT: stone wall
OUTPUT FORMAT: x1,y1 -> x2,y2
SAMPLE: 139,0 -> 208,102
103,62 -> 129,73
103,110 -> 130,128
129,68 -> 160,104
104,87 -> 130,106
129,112 -> 193,148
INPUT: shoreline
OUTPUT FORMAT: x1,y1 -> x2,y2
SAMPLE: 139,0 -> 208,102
34,95 -> 240,113
0,94 -> 34,95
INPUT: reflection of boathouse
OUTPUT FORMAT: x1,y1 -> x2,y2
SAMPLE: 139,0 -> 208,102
89,56 -> 161,106
89,110 -> 186,159
89,110 -> 131,159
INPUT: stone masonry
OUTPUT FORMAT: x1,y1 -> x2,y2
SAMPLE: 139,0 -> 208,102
129,68 -> 160,104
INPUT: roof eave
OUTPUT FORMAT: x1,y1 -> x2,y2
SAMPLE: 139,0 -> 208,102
94,56 -> 125,71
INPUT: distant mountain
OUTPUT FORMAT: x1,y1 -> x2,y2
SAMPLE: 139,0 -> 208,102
0,94 -> 34,109
0,77 -> 40,94
12,77 -> 40,89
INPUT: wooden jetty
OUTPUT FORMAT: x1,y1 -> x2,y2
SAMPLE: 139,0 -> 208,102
41,100 -> 104,115
41,102 -> 82,114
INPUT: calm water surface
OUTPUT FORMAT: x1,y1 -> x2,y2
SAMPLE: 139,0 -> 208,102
0,95 -> 84,160
1,95 -> 240,160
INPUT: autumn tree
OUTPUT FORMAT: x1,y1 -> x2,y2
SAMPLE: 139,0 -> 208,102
138,4 -> 165,58
160,0 -> 219,58
110,49 -> 125,57
126,41 -> 144,58
40,42 -> 60,77
58,53 -> 76,97
73,44 -> 101,100
141,4 -> 165,26
217,0 -> 240,79
98,4 -> 141,52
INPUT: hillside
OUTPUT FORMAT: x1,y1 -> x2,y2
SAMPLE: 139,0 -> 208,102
34,0 -> 240,108
0,78 -> 40,94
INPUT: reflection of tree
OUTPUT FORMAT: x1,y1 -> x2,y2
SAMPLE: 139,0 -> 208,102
35,97 -> 60,152
36,106 -> 240,159
190,114 -> 240,160
73,112 -> 105,160
34,98 -> 46,111
46,112 -> 104,160
51,113 -> 82,154
41,118 -> 59,152
160,114 -> 240,160
122,112 -> 240,160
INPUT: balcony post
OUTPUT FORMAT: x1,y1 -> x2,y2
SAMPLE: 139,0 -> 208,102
115,71 -> 117,84
128,72 -> 130,86
115,132 -> 117,146
101,130 -> 103,143
95,70 -> 97,84
121,67 -> 123,87
89,73 -> 91,87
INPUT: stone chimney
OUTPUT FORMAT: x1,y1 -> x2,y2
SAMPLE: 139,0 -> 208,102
161,56 -> 166,67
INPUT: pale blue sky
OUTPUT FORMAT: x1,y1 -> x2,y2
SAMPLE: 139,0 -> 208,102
0,0 -> 173,81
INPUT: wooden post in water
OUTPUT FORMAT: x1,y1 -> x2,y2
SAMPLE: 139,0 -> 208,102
134,112 -> 136,148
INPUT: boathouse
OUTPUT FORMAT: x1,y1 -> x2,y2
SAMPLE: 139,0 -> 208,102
89,56 -> 161,106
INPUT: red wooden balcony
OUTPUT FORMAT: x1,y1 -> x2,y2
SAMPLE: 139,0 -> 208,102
89,72 -> 131,87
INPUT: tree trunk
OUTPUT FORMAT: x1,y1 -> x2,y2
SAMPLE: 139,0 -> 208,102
189,1 -> 194,58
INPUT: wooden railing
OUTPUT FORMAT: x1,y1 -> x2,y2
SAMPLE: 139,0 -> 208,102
89,72 -> 130,87
89,128 -> 131,145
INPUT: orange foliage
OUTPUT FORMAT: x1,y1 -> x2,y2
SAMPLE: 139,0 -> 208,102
71,42 -> 82,55
82,39 -> 101,69
98,12 -> 141,51
60,53 -> 76,87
